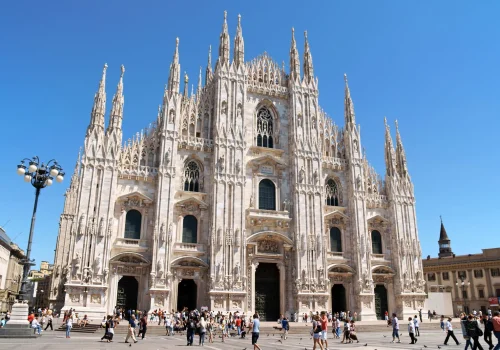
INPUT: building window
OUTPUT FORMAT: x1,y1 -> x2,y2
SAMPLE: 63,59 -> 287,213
124,210 -> 142,239
329,227 -> 342,252
184,160 -> 201,192
474,270 -> 484,278
427,273 -> 436,282
458,271 -> 467,279
182,215 -> 198,244
325,179 -> 340,206
478,289 -> 485,298
371,230 -> 382,254
491,268 -> 500,277
256,106 -> 274,148
258,179 -> 276,210
442,272 -> 449,280
462,290 -> 468,299
496,289 -> 500,297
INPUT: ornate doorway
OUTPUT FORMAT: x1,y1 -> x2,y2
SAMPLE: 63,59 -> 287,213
255,263 -> 280,321
331,284 -> 346,314
177,279 -> 197,311
116,276 -> 138,315
374,284 -> 388,320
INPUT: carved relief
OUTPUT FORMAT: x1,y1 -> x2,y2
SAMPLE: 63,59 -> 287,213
91,294 -> 101,304
257,239 -> 279,254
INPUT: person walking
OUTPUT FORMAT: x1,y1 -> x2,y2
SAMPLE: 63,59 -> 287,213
250,313 -> 262,350
311,314 -> 325,350
440,315 -> 446,332
465,315 -> 484,350
391,313 -> 401,343
492,311 -> 500,350
198,316 -> 207,346
139,313 -> 148,339
44,313 -> 53,331
428,309 -> 433,322
125,315 -> 138,343
65,313 -> 73,338
443,316 -> 461,346
419,309 -> 423,323
408,317 -> 417,344
186,316 -> 196,346
281,316 -> 289,340
414,315 -> 420,336
350,320 -> 359,343
319,311 -> 328,349
481,315 -> 494,350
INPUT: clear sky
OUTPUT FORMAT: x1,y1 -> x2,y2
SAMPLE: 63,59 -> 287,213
0,1 -> 498,267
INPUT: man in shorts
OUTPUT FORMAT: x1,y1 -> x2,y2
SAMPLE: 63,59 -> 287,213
320,311 -> 329,350
250,313 -> 262,350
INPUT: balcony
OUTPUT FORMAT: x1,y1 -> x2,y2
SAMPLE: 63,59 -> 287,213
322,156 -> 347,170
114,238 -> 149,252
173,242 -> 205,256
178,135 -> 213,152
119,165 -> 158,180
366,194 -> 389,209
246,208 -> 292,229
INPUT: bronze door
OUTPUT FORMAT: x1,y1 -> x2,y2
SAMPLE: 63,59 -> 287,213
254,263 -> 280,321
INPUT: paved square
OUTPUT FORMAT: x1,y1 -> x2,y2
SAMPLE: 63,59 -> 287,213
0,328 -> 474,350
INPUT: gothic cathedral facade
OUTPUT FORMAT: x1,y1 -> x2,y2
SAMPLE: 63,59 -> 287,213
49,12 -> 426,320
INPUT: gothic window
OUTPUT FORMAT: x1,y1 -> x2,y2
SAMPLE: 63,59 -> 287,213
124,210 -> 142,239
256,106 -> 274,148
258,179 -> 276,210
182,215 -> 198,244
183,160 -> 201,192
371,230 -> 382,254
329,227 -> 342,252
325,179 -> 340,206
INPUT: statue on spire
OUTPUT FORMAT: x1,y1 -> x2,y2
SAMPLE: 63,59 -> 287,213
344,73 -> 356,127
167,37 -> 181,94
303,30 -> 314,84
88,63 -> 108,133
217,11 -> 230,68
233,14 -> 244,68
107,64 -> 125,134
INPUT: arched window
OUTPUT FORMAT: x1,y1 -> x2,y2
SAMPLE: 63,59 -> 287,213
325,179 -> 339,206
371,230 -> 383,254
184,161 -> 201,192
124,210 -> 142,239
256,106 -> 274,148
259,179 -> 276,210
330,227 -> 342,252
182,215 -> 198,244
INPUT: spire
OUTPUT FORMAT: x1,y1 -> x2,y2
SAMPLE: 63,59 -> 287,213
205,45 -> 213,83
384,117 -> 397,177
303,31 -> 314,83
217,11 -> 230,68
107,65 -> 125,132
70,147 -> 82,189
289,28 -> 300,82
167,37 -> 181,93
233,14 -> 244,68
197,66 -> 202,95
344,74 -> 356,127
395,120 -> 409,178
88,63 -> 107,132
183,72 -> 189,98
438,216 -> 453,258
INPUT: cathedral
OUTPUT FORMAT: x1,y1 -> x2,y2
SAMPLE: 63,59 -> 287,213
49,12 -> 426,321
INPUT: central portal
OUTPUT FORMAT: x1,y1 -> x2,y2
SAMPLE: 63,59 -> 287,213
374,284 -> 388,320
331,284 -> 346,314
177,279 -> 197,311
116,276 -> 138,314
255,263 -> 280,321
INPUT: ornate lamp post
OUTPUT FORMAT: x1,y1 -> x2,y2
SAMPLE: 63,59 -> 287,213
455,275 -> 471,314
16,157 -> 64,302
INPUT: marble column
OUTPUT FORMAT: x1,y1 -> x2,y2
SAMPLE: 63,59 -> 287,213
278,262 -> 285,316
467,269 -> 476,300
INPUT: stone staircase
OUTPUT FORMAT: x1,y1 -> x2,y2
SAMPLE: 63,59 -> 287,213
55,323 -> 102,334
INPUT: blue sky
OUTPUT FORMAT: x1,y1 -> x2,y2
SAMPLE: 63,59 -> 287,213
0,1 -> 498,267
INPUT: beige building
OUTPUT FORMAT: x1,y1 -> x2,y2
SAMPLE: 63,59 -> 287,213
50,12 -> 426,320
0,227 -> 26,314
423,220 -> 500,315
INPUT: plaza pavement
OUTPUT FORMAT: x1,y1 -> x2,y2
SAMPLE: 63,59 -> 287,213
0,323 -> 475,350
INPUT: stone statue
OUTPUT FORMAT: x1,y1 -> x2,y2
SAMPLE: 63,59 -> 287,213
313,170 -> 318,183
78,215 -> 85,235
318,266 -> 324,281
93,253 -> 101,275
98,217 -> 105,237
219,155 -> 225,172
234,262 -> 241,281
157,259 -> 164,277
217,262 -> 223,281
235,159 -> 241,174
282,199 -> 290,211
164,148 -> 171,165
299,166 -> 305,183
249,195 -> 254,208
356,174 -> 362,190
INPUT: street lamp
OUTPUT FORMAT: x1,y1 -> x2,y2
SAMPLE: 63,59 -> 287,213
455,275 -> 471,314
16,156 -> 64,302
